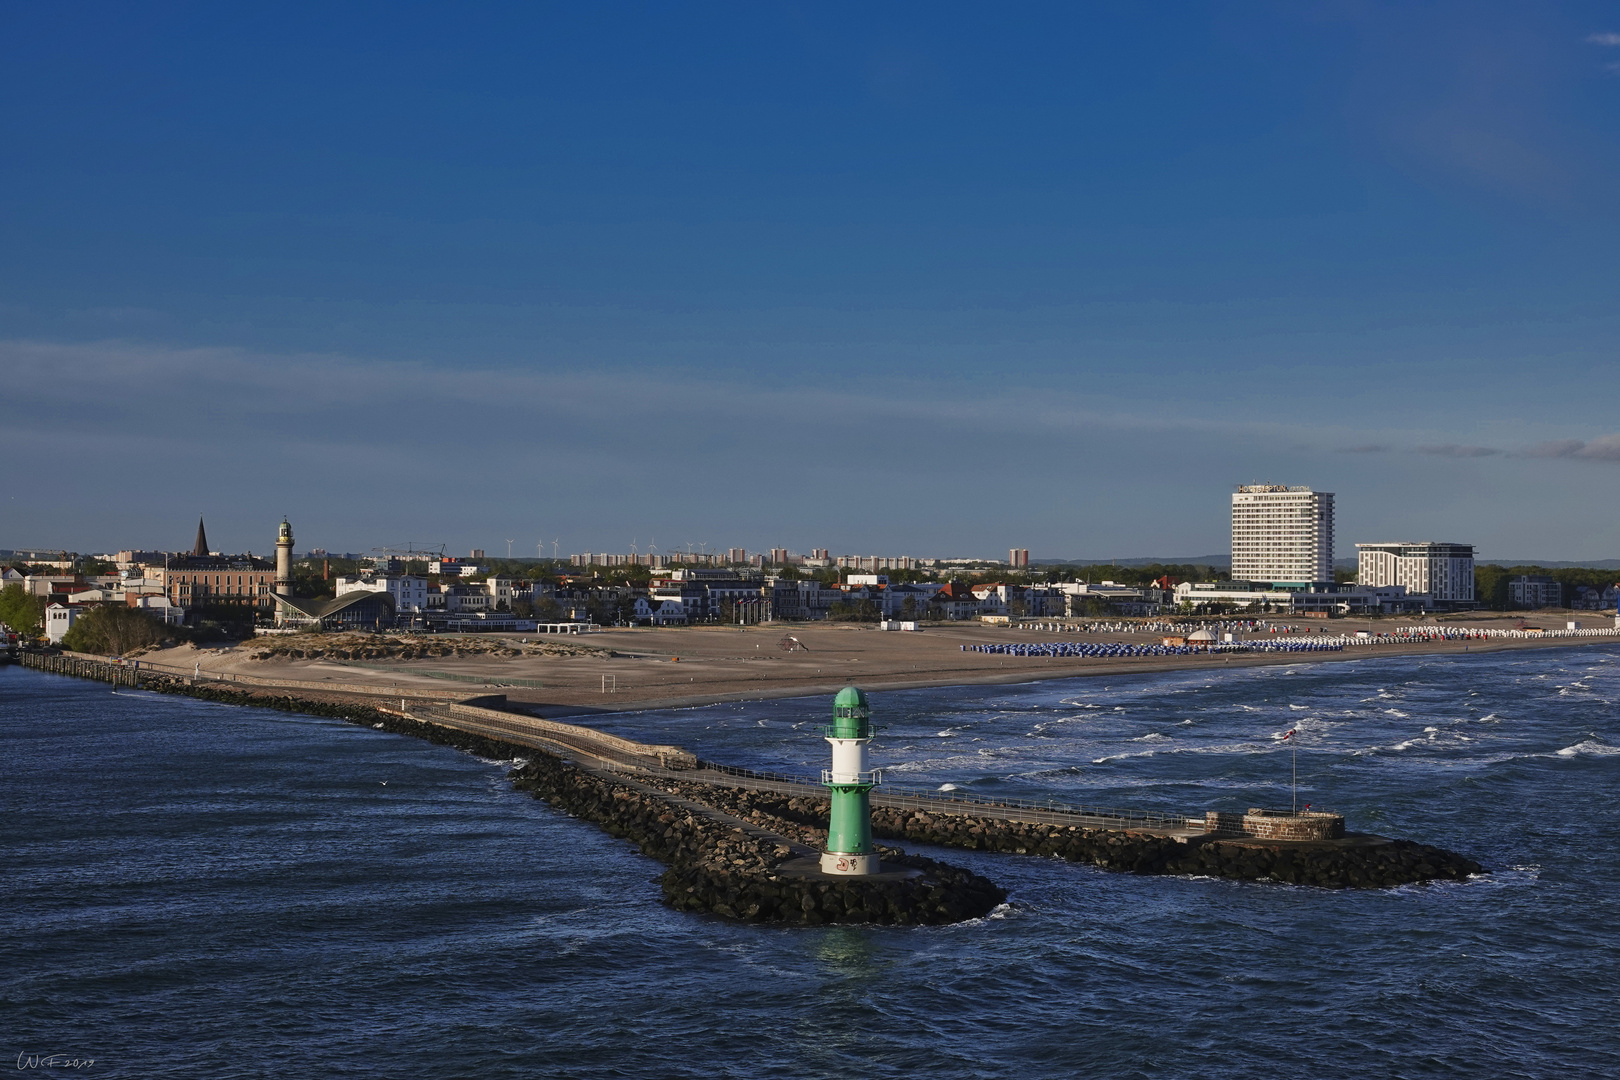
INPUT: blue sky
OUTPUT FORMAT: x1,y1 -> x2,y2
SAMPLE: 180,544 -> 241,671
3,2 -> 1619,561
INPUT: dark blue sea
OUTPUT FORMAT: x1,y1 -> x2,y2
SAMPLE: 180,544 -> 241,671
4,647 -> 1618,1078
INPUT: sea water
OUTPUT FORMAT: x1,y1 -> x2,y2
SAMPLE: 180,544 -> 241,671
3,648 -> 1617,1078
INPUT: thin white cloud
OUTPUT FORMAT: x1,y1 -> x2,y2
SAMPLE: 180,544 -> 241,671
1571,434 -> 1620,460
1528,438 -> 1586,458
1415,444 -> 1501,458
8,337 -> 1620,558
1526,435 -> 1620,460
1586,32 -> 1620,46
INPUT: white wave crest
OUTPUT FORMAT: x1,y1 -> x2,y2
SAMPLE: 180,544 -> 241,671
1556,740 -> 1620,758
1093,741 -> 1271,764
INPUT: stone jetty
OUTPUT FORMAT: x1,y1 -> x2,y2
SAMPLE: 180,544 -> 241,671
19,649 -> 1485,906
695,789 -> 1479,889
509,753 -> 1007,925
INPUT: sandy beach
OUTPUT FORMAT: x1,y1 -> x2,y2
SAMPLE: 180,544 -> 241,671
134,611 -> 1620,719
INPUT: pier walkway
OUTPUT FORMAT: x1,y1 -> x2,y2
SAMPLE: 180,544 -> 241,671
400,699 -> 1202,838
21,648 -> 1207,840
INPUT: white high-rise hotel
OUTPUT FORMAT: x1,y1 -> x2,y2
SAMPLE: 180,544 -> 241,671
1230,485 -> 1335,584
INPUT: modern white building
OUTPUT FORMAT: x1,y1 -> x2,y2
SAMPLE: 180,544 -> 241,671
429,559 -> 486,577
336,574 -> 431,613
1175,581 -> 1430,614
1231,485 -> 1335,584
1055,581 -> 1156,616
1356,542 -> 1474,604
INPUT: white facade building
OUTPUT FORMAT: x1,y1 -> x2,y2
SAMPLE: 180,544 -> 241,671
131,595 -> 186,626
1175,581 -> 1430,614
1509,576 -> 1563,609
336,574 -> 431,613
1231,485 -> 1335,584
429,559 -> 486,577
1055,581 -> 1156,616
1356,542 -> 1474,604
45,603 -> 81,643
440,583 -> 490,613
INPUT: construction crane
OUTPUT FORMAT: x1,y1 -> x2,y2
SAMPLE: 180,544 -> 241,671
369,543 -> 447,562
371,543 -> 446,554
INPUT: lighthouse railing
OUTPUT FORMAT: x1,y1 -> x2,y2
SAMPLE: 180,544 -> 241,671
820,768 -> 882,786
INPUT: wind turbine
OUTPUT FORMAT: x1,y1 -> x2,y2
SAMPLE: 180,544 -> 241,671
505,539 -> 515,558
552,538 -> 559,559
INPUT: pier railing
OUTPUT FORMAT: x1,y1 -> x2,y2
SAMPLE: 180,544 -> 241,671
687,759 -> 1196,830
872,784 -> 1197,830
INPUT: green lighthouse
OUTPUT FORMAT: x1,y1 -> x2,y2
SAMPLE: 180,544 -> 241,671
821,686 -> 881,875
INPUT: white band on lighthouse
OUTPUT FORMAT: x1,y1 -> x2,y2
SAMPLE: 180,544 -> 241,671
827,738 -> 868,784
820,852 -> 881,875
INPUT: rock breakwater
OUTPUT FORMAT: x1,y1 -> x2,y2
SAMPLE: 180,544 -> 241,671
34,661 -> 1479,896
681,789 -> 1481,889
509,755 -> 1006,925
125,675 -> 1011,923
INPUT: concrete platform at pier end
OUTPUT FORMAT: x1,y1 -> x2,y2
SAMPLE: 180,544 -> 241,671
774,856 -> 924,883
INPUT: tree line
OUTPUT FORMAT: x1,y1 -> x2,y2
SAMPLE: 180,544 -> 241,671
1472,565 -> 1619,610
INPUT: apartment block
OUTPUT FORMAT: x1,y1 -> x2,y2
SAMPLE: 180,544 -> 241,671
1356,542 -> 1474,604
1509,575 -> 1563,609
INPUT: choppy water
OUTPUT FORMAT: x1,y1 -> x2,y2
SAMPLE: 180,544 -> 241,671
4,648 -> 1618,1078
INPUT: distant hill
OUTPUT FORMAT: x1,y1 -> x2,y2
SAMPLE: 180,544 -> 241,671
1479,559 -> 1620,570
1034,556 -> 1229,568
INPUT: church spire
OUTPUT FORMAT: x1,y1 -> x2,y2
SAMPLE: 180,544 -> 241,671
193,516 -> 209,557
